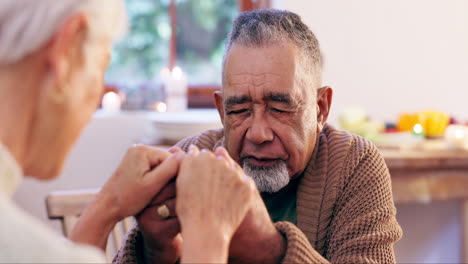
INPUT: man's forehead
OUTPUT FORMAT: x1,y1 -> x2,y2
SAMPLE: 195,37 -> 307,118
224,72 -> 284,95
224,44 -> 297,78
222,43 -> 309,99
227,72 -> 282,85
222,83 -> 298,97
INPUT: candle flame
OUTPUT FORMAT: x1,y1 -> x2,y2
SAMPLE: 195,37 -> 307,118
413,123 -> 423,134
455,129 -> 465,139
172,66 -> 183,80
102,91 -> 121,113
152,102 -> 167,112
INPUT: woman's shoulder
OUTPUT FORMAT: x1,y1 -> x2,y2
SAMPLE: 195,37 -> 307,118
0,196 -> 105,263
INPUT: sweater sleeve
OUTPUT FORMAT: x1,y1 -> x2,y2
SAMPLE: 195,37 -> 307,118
276,141 -> 402,264
275,221 -> 329,263
326,141 -> 402,263
112,225 -> 141,264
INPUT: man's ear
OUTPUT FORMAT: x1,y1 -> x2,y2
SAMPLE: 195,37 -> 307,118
214,91 -> 225,124
46,13 -> 88,98
317,86 -> 333,127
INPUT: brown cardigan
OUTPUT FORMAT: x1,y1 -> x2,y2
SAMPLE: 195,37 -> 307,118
113,125 -> 402,263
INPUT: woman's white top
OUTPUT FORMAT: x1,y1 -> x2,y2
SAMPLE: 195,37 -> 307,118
0,143 -> 106,263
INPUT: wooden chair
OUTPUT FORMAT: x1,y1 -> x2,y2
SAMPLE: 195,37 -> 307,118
46,189 -> 134,262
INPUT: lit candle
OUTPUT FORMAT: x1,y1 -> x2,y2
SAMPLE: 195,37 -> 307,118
161,66 -> 188,112
151,101 -> 167,112
101,92 -> 121,113
412,123 -> 424,136
445,125 -> 468,150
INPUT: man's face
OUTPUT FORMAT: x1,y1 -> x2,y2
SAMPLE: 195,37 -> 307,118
216,43 -> 320,192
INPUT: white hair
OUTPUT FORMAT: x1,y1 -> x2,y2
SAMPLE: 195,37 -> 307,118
0,0 -> 127,65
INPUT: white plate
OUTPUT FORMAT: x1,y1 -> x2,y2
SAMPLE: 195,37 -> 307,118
152,109 -> 220,124
152,110 -> 222,142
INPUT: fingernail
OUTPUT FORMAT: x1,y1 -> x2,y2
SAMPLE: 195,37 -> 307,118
188,144 -> 197,154
215,146 -> 226,156
219,146 -> 228,154
168,147 -> 181,154
175,151 -> 185,161
188,144 -> 198,154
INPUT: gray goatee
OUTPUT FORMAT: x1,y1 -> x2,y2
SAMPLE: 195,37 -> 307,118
242,159 -> 289,193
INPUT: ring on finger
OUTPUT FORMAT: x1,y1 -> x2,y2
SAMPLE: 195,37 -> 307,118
156,204 -> 170,219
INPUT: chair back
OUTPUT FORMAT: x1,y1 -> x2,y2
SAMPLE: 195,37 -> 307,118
46,189 -> 134,262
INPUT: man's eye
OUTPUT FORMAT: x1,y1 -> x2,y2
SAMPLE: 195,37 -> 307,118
271,108 -> 286,113
227,109 -> 249,115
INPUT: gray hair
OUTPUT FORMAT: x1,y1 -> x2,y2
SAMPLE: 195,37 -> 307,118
223,9 -> 322,91
242,159 -> 289,193
0,0 -> 127,65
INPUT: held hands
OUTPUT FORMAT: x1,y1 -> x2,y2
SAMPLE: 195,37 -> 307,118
132,145 -> 256,264
105,144 -> 283,263
176,146 -> 256,263
99,145 -> 183,222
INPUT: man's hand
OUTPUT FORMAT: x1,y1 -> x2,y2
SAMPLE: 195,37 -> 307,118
137,181 -> 182,264
229,177 -> 287,264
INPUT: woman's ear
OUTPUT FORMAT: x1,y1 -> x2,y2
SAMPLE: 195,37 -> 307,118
316,86 -> 333,127
45,13 -> 88,101
214,91 -> 225,124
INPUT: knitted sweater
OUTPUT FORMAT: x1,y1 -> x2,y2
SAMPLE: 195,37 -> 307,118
113,124 -> 402,263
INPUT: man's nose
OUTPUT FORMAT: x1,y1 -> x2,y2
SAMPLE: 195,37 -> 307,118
246,114 -> 274,145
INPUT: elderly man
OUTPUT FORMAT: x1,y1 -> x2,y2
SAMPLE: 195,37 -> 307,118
115,9 -> 402,264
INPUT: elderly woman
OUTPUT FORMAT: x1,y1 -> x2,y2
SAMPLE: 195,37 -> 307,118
0,0 -> 254,263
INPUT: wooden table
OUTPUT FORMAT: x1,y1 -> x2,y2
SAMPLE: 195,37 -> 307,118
382,149 -> 468,261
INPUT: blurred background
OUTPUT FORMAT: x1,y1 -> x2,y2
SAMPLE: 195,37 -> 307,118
13,0 -> 468,263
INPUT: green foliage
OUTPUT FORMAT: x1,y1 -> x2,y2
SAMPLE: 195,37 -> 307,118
107,0 -> 170,83
106,0 -> 238,85
176,0 -> 237,84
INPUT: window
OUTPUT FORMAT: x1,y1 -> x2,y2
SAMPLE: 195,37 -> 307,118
106,0 -> 170,85
105,0 -> 270,109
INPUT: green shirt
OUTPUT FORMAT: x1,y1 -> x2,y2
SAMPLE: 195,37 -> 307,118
262,178 -> 299,224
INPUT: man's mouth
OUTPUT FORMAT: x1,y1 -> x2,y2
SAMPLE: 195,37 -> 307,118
242,156 -> 282,167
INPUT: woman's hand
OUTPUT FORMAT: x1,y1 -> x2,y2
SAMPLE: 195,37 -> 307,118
176,145 -> 255,263
70,145 -> 183,250
100,145 -> 183,220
